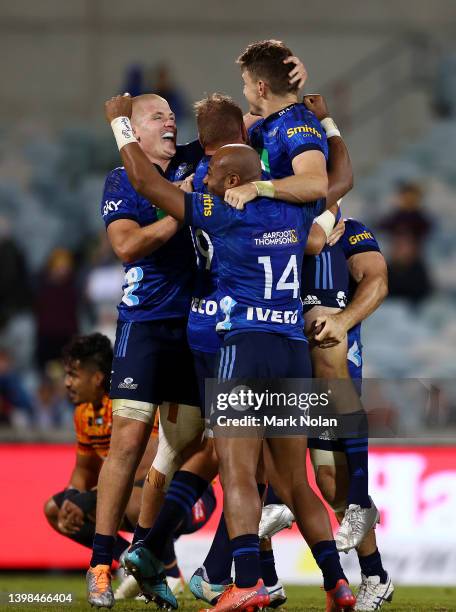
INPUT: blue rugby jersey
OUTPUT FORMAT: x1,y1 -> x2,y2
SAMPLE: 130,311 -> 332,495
248,103 -> 328,217
187,155 -> 222,353
184,191 -> 315,341
101,141 -> 203,322
340,218 -> 381,380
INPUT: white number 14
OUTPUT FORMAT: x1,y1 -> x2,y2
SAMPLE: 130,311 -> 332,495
258,255 -> 299,299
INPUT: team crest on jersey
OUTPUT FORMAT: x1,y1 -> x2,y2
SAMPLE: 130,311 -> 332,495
268,127 -> 279,138
175,162 -> 193,180
252,229 -> 299,247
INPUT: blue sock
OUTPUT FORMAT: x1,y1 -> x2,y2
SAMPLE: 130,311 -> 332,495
231,534 -> 260,588
203,512 -> 233,583
113,535 -> 131,561
341,410 -> 370,508
311,540 -> 346,591
144,471 -> 209,558
358,548 -> 388,583
265,486 -> 283,506
203,483 -> 265,584
260,549 -> 278,587
91,533 -> 115,567
132,523 -> 150,544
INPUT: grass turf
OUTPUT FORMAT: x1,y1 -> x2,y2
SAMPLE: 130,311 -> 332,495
0,574 -> 454,611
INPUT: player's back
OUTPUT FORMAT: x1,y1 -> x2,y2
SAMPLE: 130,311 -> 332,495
184,192 -> 314,341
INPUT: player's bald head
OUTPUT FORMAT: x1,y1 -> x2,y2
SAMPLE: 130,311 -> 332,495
212,144 -> 262,183
205,144 -> 262,197
131,94 -> 172,125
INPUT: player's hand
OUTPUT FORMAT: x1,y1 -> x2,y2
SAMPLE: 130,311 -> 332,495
303,94 -> 329,121
224,183 -> 258,210
309,314 -> 348,347
285,55 -> 308,90
327,218 -> 345,246
58,500 -> 84,534
105,93 -> 133,123
179,173 -> 194,193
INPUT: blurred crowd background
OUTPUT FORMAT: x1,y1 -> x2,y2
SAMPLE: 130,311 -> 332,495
1,0 -> 456,433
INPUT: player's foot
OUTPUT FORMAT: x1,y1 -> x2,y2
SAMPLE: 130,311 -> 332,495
354,574 -> 394,610
336,499 -> 380,552
259,504 -> 295,539
326,579 -> 356,612
123,544 -> 178,609
199,578 -> 270,612
114,574 -> 141,600
189,566 -> 231,605
167,571 -> 186,596
266,581 -> 287,608
87,564 -> 115,608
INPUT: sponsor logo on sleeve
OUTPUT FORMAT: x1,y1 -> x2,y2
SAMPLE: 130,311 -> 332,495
348,230 -> 374,245
118,377 -> 138,390
103,199 -> 123,216
203,194 -> 214,217
287,125 -> 322,139
302,295 -> 322,305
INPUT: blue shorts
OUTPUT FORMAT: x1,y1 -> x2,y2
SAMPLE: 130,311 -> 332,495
216,332 -> 312,379
192,349 -> 217,404
301,244 -> 349,313
110,318 -> 200,406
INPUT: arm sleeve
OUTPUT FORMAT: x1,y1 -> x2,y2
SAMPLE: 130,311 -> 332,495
279,108 -> 327,161
184,192 -> 233,236
73,405 -> 97,457
101,168 -> 140,228
341,219 -> 381,259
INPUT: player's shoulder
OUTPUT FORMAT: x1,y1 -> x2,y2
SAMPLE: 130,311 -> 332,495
344,217 -> 375,236
73,402 -> 89,428
343,217 -> 380,252
103,166 -> 135,194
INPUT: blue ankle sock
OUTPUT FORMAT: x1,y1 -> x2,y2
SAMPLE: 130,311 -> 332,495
260,549 -> 278,587
91,533 -> 115,567
311,540 -> 346,591
358,548 -> 388,583
113,535 -> 131,561
143,471 -> 208,558
132,524 -> 150,545
231,534 -> 260,589
203,513 -> 233,583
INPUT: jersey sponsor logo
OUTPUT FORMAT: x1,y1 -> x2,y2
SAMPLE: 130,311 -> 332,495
191,296 -> 218,316
118,377 -> 138,390
302,294 -> 321,305
348,230 -> 373,245
202,193 -> 214,217
278,105 -> 294,116
336,290 -> 347,308
286,125 -> 322,139
246,307 -> 299,324
252,229 -> 299,247
103,199 -> 123,216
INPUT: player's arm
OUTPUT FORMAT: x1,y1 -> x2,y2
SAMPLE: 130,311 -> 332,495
107,217 -> 180,263
312,251 -> 388,346
67,451 -> 103,492
105,95 -> 186,221
303,94 -> 353,207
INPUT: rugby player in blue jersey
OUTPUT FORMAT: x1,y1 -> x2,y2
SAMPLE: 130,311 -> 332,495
227,40 -> 377,552
104,93 -> 356,612
87,94 -> 206,608
305,219 -> 393,611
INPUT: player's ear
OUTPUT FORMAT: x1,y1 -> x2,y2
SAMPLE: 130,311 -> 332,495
258,80 -> 267,98
226,173 -> 241,188
93,371 -> 105,389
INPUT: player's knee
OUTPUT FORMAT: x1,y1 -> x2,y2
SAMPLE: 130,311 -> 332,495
43,497 -> 58,524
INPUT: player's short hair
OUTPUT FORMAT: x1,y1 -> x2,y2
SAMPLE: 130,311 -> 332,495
194,93 -> 244,149
62,333 -> 113,391
237,39 -> 298,95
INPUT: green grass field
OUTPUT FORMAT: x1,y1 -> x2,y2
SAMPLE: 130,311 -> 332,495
0,574 -> 454,612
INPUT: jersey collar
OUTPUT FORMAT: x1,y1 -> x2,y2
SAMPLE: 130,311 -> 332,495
262,102 -> 301,127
